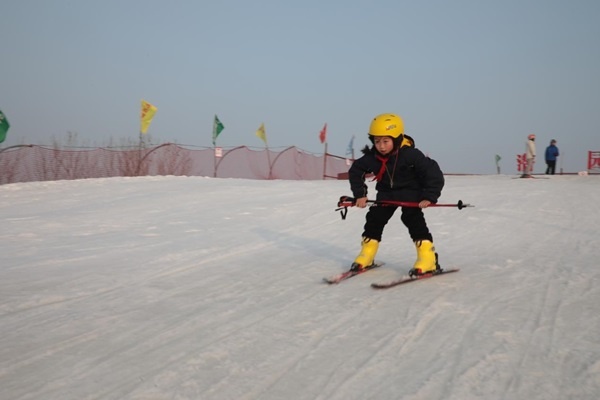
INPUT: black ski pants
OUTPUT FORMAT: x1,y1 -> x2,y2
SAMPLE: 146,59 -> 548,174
362,205 -> 433,243
546,160 -> 556,175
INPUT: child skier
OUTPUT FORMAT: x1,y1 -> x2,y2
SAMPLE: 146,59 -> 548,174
348,113 -> 445,276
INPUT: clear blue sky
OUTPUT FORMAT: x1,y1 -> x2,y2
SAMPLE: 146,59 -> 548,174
2,0 -> 599,173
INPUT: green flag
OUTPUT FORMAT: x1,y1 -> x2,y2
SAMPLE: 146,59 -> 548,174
212,115 -> 224,146
0,110 -> 9,143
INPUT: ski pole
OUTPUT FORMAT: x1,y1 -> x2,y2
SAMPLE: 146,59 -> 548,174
373,199 -> 474,209
335,196 -> 474,220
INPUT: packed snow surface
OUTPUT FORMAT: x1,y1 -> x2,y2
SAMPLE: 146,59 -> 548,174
1,175 -> 599,400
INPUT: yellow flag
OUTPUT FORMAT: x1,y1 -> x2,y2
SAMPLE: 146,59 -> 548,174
256,122 -> 267,143
140,100 -> 158,134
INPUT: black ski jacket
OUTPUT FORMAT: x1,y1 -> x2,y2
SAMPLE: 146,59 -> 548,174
348,136 -> 444,203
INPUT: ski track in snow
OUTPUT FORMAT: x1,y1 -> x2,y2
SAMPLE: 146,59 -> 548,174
1,175 -> 599,400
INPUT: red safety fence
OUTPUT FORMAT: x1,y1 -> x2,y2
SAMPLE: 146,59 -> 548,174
0,144 -> 352,184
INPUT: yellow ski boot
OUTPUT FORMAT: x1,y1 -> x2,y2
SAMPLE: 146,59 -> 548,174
351,237 -> 379,272
410,240 -> 439,276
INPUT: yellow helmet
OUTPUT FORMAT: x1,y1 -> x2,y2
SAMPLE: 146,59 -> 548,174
369,113 -> 404,139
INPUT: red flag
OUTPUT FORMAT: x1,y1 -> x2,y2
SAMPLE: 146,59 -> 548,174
319,123 -> 327,144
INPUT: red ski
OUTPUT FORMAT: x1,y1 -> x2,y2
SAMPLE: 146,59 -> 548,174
371,268 -> 460,289
323,263 -> 384,284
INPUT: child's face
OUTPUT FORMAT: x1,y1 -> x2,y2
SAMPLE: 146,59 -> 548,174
374,136 -> 394,155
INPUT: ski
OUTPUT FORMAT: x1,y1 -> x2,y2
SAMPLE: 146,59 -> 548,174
512,175 -> 550,179
323,263 -> 384,284
371,268 -> 460,289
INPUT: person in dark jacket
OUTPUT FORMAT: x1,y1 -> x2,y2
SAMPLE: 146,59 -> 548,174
545,139 -> 559,175
348,113 -> 445,276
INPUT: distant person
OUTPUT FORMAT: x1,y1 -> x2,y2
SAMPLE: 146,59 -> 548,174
524,134 -> 536,177
347,113 -> 444,277
545,139 -> 559,175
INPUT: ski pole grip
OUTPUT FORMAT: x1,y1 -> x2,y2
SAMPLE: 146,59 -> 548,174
336,196 -> 356,220
338,196 -> 355,207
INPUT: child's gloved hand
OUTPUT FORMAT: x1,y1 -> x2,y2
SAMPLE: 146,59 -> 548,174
419,200 -> 431,208
355,197 -> 369,208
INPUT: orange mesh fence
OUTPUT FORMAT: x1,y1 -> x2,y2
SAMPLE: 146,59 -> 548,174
0,144 -> 352,184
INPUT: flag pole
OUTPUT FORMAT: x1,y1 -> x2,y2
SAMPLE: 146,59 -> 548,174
213,123 -> 217,177
322,142 -> 328,180
255,123 -> 271,179
213,145 -> 217,178
560,151 -> 564,175
139,100 -> 157,176
319,123 -> 328,180
212,115 -> 225,178
266,142 -> 272,179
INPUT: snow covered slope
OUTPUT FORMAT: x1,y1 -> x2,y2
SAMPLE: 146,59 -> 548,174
1,175 -> 599,400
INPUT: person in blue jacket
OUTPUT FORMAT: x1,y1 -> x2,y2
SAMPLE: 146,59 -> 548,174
347,113 -> 444,276
545,139 -> 559,175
